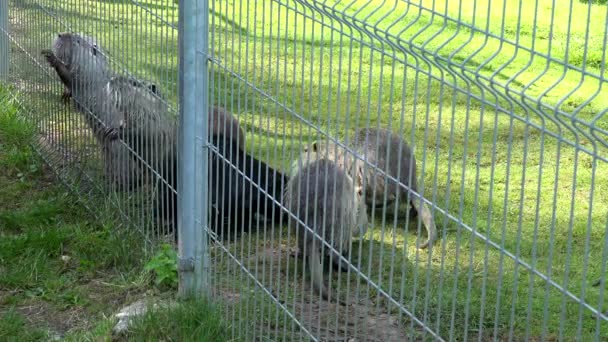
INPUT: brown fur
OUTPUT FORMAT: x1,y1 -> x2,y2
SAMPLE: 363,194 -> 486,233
210,106 -> 246,145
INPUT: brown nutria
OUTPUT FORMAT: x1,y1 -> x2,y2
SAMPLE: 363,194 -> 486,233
210,106 -> 246,146
207,133 -> 288,238
284,142 -> 368,304
351,128 -> 437,249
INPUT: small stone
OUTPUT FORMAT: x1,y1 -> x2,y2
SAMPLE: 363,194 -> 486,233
112,299 -> 150,335
112,298 -> 177,335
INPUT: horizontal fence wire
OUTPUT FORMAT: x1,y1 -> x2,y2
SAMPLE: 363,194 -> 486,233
2,0 -> 608,341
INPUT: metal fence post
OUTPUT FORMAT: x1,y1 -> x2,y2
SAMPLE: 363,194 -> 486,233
177,0 -> 210,299
0,0 -> 8,79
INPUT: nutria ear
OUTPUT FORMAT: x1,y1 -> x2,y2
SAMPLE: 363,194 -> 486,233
311,141 -> 318,152
357,171 -> 364,185
355,186 -> 363,197
303,141 -> 315,153
148,84 -> 158,95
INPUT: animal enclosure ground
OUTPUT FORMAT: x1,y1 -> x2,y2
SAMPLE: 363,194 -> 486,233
0,88 -> 229,341
6,0 -> 608,340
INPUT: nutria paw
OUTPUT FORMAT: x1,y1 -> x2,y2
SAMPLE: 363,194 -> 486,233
102,127 -> 119,141
61,89 -> 72,104
40,49 -> 56,63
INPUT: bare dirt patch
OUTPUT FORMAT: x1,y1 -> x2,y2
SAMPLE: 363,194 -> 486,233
82,279 -> 144,313
8,300 -> 88,338
217,242 -> 418,341
0,279 -> 146,339
291,297 -> 411,342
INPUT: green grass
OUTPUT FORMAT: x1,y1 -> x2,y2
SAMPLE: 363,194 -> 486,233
118,299 -> 230,341
0,85 -> 139,337
0,309 -> 51,342
0,86 -> 230,340
6,0 -> 608,340
59,299 -> 230,341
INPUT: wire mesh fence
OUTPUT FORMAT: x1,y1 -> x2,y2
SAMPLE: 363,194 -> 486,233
2,0 -> 608,341
3,0 -> 180,246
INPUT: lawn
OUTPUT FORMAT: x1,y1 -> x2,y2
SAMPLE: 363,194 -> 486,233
5,0 -> 608,340
0,86 -> 231,340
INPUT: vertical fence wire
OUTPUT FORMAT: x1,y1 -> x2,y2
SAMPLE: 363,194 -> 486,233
0,0 -> 7,80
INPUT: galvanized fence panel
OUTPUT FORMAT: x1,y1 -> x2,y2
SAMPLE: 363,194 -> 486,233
3,0 -> 181,248
2,0 -> 607,341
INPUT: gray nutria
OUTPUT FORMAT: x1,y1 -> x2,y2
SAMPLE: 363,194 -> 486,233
103,77 -> 254,234
351,128 -> 437,249
41,32 -> 142,191
105,77 -> 246,166
284,142 -> 368,304
101,75 -> 176,167
41,33 -> 106,106
104,77 -> 248,174
290,139 -> 368,238
100,75 -> 178,234
96,77 -> 246,170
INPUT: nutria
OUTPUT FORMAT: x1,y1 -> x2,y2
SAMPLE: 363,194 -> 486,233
284,142 -> 368,304
104,77 -> 274,237
351,128 -> 437,249
41,32 -> 141,191
291,139 -> 369,238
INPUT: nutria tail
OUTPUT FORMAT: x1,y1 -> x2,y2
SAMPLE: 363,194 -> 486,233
411,197 -> 437,249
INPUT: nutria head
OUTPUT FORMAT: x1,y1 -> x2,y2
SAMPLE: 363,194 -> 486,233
51,32 -> 108,77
